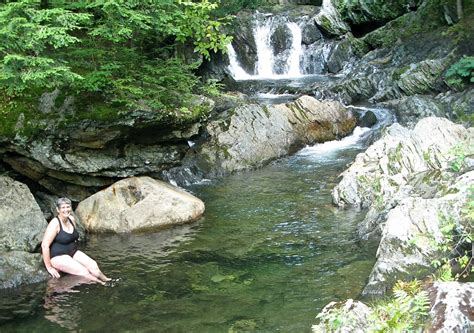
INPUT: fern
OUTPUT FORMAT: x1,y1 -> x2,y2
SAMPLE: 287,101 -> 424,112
445,56 -> 474,91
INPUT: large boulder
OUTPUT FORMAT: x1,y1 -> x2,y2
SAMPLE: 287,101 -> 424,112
333,0 -> 414,26
75,176 -> 205,233
332,117 -> 472,209
332,117 -> 473,295
0,251 -> 48,289
428,282 -> 474,332
167,95 -> 356,185
0,176 -> 47,252
382,95 -> 445,128
362,171 -> 474,295
314,0 -> 351,37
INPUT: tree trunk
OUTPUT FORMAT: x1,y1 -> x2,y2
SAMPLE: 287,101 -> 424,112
457,0 -> 463,20
40,0 -> 49,9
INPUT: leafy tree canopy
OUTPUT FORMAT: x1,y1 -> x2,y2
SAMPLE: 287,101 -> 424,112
0,0 -> 232,112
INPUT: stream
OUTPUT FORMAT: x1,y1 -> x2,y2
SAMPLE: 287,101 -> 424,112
0,9 -> 396,331
0,116 -> 390,332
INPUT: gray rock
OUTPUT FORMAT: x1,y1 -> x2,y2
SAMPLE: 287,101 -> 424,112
171,95 -> 356,184
333,0 -> 414,26
75,176 -> 205,233
326,39 -> 354,74
0,251 -> 48,289
428,282 -> 474,332
314,0 -> 351,36
396,55 -> 454,96
436,88 -> 474,124
356,110 -> 378,128
382,95 -> 445,128
332,117 -> 471,209
301,21 -> 323,45
363,171 -> 473,295
0,176 -> 47,252
229,14 -> 258,75
271,24 -> 293,55
312,299 -> 372,333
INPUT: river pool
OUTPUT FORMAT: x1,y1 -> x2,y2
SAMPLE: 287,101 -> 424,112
0,128 -> 379,333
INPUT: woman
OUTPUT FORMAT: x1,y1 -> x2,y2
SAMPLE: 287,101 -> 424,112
41,197 -> 111,284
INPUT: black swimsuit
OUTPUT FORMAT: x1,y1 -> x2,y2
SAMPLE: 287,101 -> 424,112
50,218 -> 79,258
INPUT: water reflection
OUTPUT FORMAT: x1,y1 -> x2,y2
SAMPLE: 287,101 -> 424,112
43,275 -> 92,331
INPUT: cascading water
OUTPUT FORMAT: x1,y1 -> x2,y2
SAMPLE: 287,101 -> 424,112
228,14 -> 305,80
227,44 -> 251,80
254,17 -> 276,77
285,22 -> 303,77
226,9 -> 345,104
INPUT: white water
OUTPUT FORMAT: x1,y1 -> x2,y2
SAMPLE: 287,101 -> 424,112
286,22 -> 302,77
227,44 -> 252,80
255,18 -> 275,77
227,16 -> 304,80
297,126 -> 371,156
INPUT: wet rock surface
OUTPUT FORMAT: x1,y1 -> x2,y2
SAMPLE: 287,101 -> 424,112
166,95 -> 356,185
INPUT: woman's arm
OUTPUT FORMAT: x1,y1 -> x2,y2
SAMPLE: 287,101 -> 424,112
41,218 -> 61,278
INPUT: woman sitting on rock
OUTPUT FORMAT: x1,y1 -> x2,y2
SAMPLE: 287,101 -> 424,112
41,197 -> 111,284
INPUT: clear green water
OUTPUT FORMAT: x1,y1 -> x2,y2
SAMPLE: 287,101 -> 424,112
0,143 -> 377,333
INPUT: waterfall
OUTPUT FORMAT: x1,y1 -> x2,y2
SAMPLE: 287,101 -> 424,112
285,22 -> 302,77
254,18 -> 275,77
228,14 -> 304,80
227,44 -> 251,80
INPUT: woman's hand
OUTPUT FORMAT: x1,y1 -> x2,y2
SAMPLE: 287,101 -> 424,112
47,266 -> 60,278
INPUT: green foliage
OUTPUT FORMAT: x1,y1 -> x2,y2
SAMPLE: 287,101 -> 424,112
315,280 -> 430,332
200,78 -> 224,97
0,1 -> 90,95
430,205 -> 473,281
172,1 -> 233,59
448,143 -> 468,172
445,56 -> 474,91
369,280 -> 430,332
0,0 -> 232,126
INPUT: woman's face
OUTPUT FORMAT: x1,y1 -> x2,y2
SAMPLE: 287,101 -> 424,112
57,203 -> 72,217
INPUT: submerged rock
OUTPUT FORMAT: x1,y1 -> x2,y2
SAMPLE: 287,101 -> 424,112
75,176 -> 205,233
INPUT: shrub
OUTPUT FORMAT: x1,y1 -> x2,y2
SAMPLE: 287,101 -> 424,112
445,56 -> 474,91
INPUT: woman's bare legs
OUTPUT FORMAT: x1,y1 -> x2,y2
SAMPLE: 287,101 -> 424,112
51,255 -> 104,284
73,251 -> 111,282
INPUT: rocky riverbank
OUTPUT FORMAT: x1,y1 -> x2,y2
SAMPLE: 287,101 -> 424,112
314,116 -> 474,331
